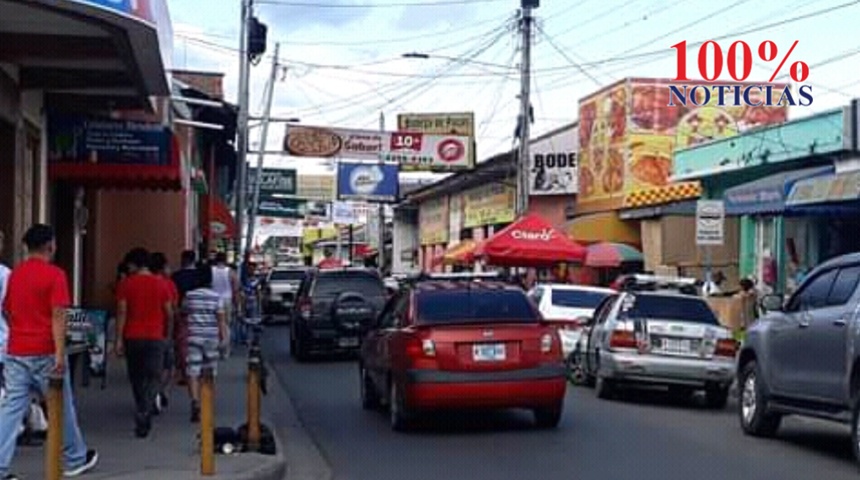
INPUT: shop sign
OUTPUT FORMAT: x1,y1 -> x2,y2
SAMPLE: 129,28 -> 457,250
248,168 -> 297,195
511,228 -> 554,241
397,112 -> 475,137
696,200 -> 724,246
332,201 -> 358,225
297,174 -> 335,201
463,183 -> 515,228
47,114 -> 170,165
530,125 -> 578,195
381,132 -> 473,171
337,162 -> 399,203
419,197 -> 449,245
257,195 -> 305,219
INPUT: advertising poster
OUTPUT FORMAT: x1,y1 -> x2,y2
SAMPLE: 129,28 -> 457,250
463,183 -> 515,228
530,125 -> 578,195
48,114 -> 170,166
337,162 -> 399,203
577,82 -> 628,211
419,196 -> 449,245
381,131 -> 473,171
65,308 -> 108,376
397,112 -> 477,171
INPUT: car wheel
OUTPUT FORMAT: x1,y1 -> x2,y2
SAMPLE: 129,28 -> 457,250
705,384 -> 730,409
595,375 -> 616,400
360,365 -> 380,411
851,396 -> 860,466
566,351 -> 588,386
389,381 -> 412,432
738,360 -> 781,437
533,405 -> 563,429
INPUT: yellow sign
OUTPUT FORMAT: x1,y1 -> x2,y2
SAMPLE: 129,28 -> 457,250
419,196 -> 449,245
297,174 -> 334,201
463,183 -> 515,228
397,112 -> 475,137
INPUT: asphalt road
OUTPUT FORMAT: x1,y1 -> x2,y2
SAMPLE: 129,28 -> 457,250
262,326 -> 860,480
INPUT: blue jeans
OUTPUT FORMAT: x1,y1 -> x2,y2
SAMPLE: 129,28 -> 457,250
0,355 -> 88,475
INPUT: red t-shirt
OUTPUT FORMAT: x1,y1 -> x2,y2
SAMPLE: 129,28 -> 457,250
3,258 -> 71,356
117,273 -> 172,341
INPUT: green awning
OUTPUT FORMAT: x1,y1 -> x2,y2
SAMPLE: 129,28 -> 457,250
787,170 -> 860,206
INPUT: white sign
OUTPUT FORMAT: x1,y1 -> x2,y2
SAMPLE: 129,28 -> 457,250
529,125 -> 578,195
381,131 -> 473,171
332,201 -> 358,225
696,200 -> 725,246
511,228 -> 554,241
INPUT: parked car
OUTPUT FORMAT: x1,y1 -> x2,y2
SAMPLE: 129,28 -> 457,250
290,267 -> 386,361
738,253 -> 860,462
263,267 -> 308,322
581,288 -> 737,408
359,274 -> 567,431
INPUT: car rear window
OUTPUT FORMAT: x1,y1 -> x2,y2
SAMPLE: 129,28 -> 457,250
416,289 -> 539,324
312,272 -> 385,297
623,295 -> 719,325
550,289 -> 609,309
270,270 -> 306,281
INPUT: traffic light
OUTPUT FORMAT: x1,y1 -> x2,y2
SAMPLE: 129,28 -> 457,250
248,16 -> 267,62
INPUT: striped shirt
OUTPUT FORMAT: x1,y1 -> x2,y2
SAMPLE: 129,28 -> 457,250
182,288 -> 223,340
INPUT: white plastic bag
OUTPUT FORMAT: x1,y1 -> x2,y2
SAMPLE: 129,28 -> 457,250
27,401 -> 47,433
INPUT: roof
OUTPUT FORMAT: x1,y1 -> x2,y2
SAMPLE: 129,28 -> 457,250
534,284 -> 616,294
723,165 -> 833,216
414,281 -> 517,293
816,252 -> 860,271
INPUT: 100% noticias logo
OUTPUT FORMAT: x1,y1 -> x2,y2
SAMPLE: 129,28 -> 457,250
668,40 -> 813,107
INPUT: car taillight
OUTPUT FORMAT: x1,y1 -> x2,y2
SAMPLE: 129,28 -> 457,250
405,336 -> 435,358
714,338 -> 738,357
540,333 -> 553,353
609,330 -> 638,349
421,339 -> 436,357
299,299 -> 311,320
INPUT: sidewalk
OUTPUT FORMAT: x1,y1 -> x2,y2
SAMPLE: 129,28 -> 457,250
11,349 -> 285,480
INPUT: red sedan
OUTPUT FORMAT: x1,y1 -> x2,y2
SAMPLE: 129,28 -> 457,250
359,276 -> 567,431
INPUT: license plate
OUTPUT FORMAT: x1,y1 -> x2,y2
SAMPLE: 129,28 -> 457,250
473,343 -> 506,361
662,338 -> 691,353
338,337 -> 359,348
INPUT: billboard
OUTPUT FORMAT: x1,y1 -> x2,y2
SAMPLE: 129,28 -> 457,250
530,124 -> 578,195
256,195 -> 304,218
248,168 -> 297,195
337,162 -> 399,203
297,174 -> 335,201
463,183 -> 515,228
419,196 -> 449,245
397,112 -> 475,136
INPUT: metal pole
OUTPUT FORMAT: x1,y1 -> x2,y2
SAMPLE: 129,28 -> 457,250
72,187 -> 84,304
234,0 -> 252,260
349,224 -> 354,265
246,43 -> 280,260
378,112 -> 386,273
516,5 -> 534,216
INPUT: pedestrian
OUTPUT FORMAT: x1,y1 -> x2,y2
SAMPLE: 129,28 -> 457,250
0,224 -> 98,479
115,247 -> 173,438
182,264 -> 228,423
171,250 -> 199,386
148,252 -> 178,414
702,270 -> 725,297
0,231 -> 10,393
211,252 -> 239,351
736,278 -> 760,330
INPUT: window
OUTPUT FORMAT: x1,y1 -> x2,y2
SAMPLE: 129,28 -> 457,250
416,290 -> 539,325
827,265 -> 860,306
377,296 -> 398,329
270,270 -> 306,282
622,295 -> 719,325
313,272 -> 385,297
551,289 -> 610,309
530,287 -> 545,304
787,269 -> 838,311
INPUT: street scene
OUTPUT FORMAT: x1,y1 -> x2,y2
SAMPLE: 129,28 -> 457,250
1,0 -> 860,479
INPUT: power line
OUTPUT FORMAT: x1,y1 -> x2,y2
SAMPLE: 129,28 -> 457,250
536,24 -> 601,87
256,0 -> 505,7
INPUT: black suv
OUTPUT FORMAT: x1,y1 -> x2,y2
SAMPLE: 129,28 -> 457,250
290,267 -> 386,361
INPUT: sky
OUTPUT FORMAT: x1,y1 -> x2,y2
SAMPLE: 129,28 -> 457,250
167,0 -> 860,176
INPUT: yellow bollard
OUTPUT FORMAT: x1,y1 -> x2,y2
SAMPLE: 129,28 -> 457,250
246,349 -> 261,451
200,368 -> 215,476
45,374 -> 64,480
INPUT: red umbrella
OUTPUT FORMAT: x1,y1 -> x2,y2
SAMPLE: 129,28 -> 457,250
584,242 -> 643,268
318,257 -> 344,269
476,214 -> 586,267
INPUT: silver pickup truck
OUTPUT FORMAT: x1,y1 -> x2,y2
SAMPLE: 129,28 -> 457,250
738,252 -> 860,464
263,267 -> 307,322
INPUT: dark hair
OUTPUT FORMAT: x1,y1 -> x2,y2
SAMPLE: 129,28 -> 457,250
196,263 -> 213,288
740,278 -> 755,291
181,250 -> 196,267
124,247 -> 150,269
148,252 -> 168,273
23,224 -> 55,251
215,252 -> 227,264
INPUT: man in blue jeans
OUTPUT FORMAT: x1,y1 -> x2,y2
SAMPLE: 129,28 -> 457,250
0,224 -> 98,479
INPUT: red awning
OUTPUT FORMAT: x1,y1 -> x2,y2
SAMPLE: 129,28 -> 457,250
48,134 -> 183,190
476,214 -> 586,267
203,196 -> 236,240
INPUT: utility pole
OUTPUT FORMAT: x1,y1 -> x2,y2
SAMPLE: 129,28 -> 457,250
516,1 -> 535,216
378,111 -> 386,274
234,0 -> 253,261
246,42 -> 280,259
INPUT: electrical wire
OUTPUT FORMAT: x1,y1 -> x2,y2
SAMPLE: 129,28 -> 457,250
255,0 -> 506,7
536,24 -> 602,88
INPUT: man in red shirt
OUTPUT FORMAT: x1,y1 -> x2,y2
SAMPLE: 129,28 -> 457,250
115,248 -> 173,438
0,224 -> 98,479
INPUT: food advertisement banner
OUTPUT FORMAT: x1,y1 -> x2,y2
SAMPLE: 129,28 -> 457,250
463,183 -> 515,228
336,162 -> 399,203
419,196 -> 449,245
530,125 -> 578,195
577,78 -> 789,213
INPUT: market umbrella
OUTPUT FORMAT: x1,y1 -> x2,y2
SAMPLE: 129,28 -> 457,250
584,242 -> 643,268
442,239 -> 480,265
476,213 -> 586,267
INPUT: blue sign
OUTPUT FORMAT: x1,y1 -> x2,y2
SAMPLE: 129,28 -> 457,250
48,114 -> 170,166
337,162 -> 399,203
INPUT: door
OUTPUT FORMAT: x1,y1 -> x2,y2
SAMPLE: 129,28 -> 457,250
806,264 -> 860,401
585,295 -> 618,375
370,293 -> 409,390
769,268 -> 837,395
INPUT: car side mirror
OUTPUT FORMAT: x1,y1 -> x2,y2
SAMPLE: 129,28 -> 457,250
760,294 -> 784,313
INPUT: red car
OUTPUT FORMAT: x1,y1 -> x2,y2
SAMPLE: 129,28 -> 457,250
359,276 -> 567,431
